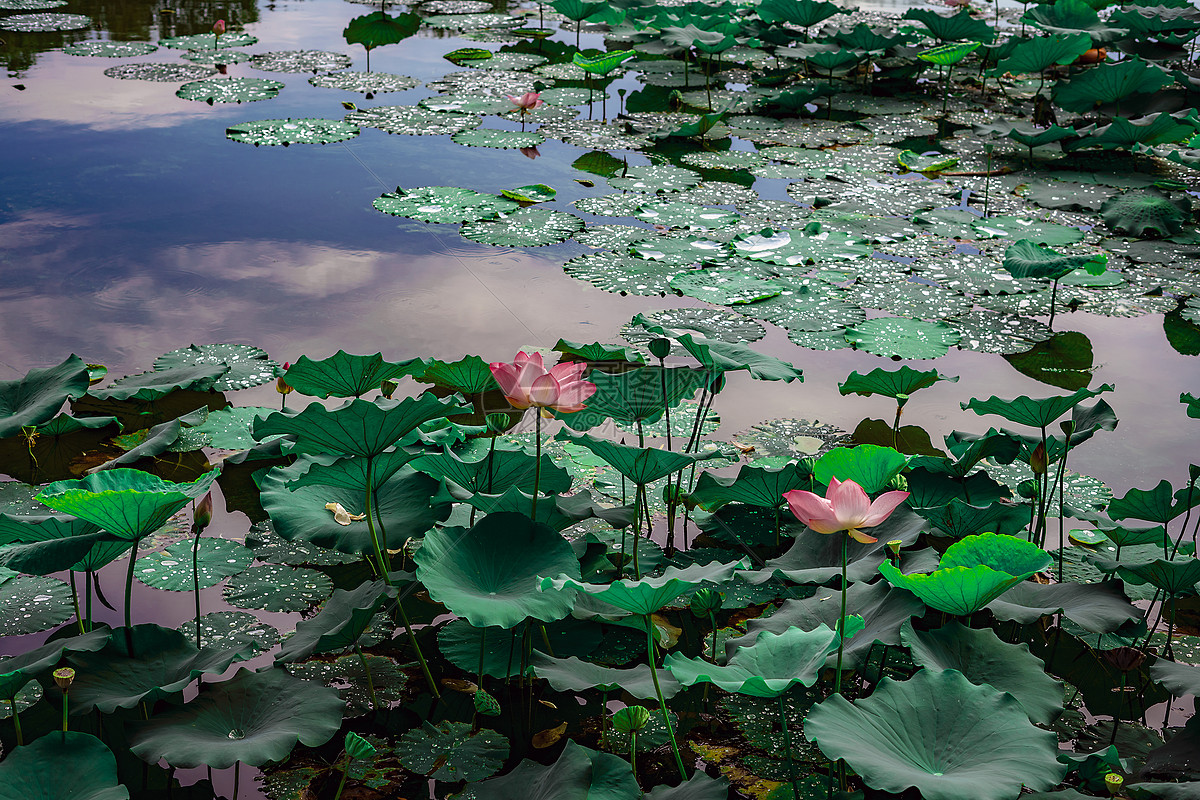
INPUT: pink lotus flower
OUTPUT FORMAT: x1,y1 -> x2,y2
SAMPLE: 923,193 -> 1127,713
506,92 -> 543,113
783,477 -> 909,544
212,19 -> 226,36
519,146 -> 541,160
489,351 -> 596,414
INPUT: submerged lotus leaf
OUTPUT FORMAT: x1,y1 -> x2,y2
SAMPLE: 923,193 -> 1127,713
64,40 -> 156,57
573,193 -> 645,217
1022,179 -> 1116,213
1101,189 -> 1190,238
130,667 -> 343,768
971,216 -> 1085,246
460,207 -> 583,246
227,118 -> 359,146
846,317 -> 961,360
0,354 -> 89,439
452,128 -> 544,149
309,70 -> 418,93
134,537 -> 252,591
0,732 -> 128,800
563,251 -> 700,296
574,224 -> 650,250
223,564 -> 332,612
176,77 -> 284,104
805,669 -> 1066,800
0,11 -> 90,30
374,186 -> 517,223
853,282 -> 973,322
608,164 -> 701,193
680,150 -> 767,170
249,50 -> 352,73
0,574 -> 73,635
154,343 -> 278,392
159,31 -> 257,49
627,307 -> 765,345
542,559 -> 746,616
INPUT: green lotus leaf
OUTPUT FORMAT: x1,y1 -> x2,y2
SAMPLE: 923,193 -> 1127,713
986,579 -> 1140,632
541,559 -> 747,616
395,721 -> 509,782
438,617 -> 602,678
444,47 -> 493,64
181,611 -> 280,656
901,620 -> 1062,724
632,317 -> 802,382
644,773 -> 729,800
1184,392 -> 1200,418
572,49 -> 634,75
501,183 -> 557,204
0,574 -> 74,635
0,626 -> 110,690
36,468 -> 219,541
530,653 -> 682,699
0,514 -> 108,575
839,366 -> 958,401
688,460 -> 814,511
88,364 -> 229,402
1112,4 -> 1200,37
550,0 -> 610,21
134,537 -> 252,591
254,395 -> 468,457
472,740 -> 636,800
67,624 -> 246,714
878,563 -> 1025,615
1052,57 -> 1172,113
0,355 -> 90,439
344,11 -> 419,50
453,128 -> 545,150
805,669 -> 1067,800
556,431 -> 721,485
846,317 -> 960,359
1101,189 -> 1190,238
285,652 -> 407,718
896,150 -> 959,174
0,11 -> 90,31
917,42 -> 979,65
159,31 -> 257,49
1070,113 -> 1197,153
665,621 -> 862,697
757,0 -> 841,27
226,117 -> 360,146
223,563 -> 333,612
995,33 -> 1092,74
908,429 -> 1021,480
962,384 -> 1114,429
153,344 -> 278,392
374,186 -> 518,224
413,355 -> 498,396
942,531 -> 1051,574
1108,479 -> 1193,523
282,352 -> 423,399
813,443 -> 908,494
563,366 -> 709,433
64,39 -> 156,56
805,47 -> 865,73
461,208 -> 584,247
915,498 -> 1030,539
647,109 -> 730,140
0,678 -> 39,718
730,227 -> 872,266
412,447 -> 570,496
553,339 -> 645,365
1002,239 -> 1107,280
176,76 -> 282,104
972,216 -> 1085,246
1117,557 -> 1200,595
0,732 -> 128,800
287,451 -> 421,493
902,7 -> 996,42
832,22 -> 913,51
129,667 -> 344,769
1151,659 -> 1200,697
1022,0 -> 1127,40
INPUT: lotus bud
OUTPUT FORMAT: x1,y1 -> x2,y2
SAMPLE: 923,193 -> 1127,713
1030,442 -> 1047,475
612,705 -> 651,733
648,338 -> 672,360
380,379 -> 398,399
276,362 -> 294,395
1105,772 -> 1123,795
1017,479 -> 1039,500
689,587 -> 723,617
474,688 -> 501,716
212,18 -> 226,36
485,413 -> 511,435
1101,646 -> 1145,673
1060,419 -> 1076,438
52,667 -> 75,690
344,731 -> 377,760
192,492 -> 213,535
662,483 -> 686,507
708,373 -> 726,394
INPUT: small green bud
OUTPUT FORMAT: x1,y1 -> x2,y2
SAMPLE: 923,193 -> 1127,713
612,705 -> 651,733
1017,479 -> 1039,500
474,689 -> 501,716
344,731 -> 377,760
1030,442 -> 1048,475
192,492 -> 213,535
689,587 -> 723,616
485,413 -> 511,435
648,338 -> 672,360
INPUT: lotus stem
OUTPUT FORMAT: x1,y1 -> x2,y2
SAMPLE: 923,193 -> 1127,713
61,688 -> 69,732
834,535 -> 848,696
233,761 -> 240,800
779,694 -> 800,800
644,614 -> 687,779
599,689 -> 609,749
540,623 -> 556,657
364,455 -> 392,582
1048,280 -> 1060,330
1170,479 -> 1195,559
532,413 -> 542,519
630,729 -> 638,783
193,530 -> 203,649
397,601 -> 439,698
633,484 -> 644,579
9,698 -> 22,745
124,542 -> 138,651
85,569 -> 93,632
332,752 -> 352,800
70,571 -> 84,635
356,644 -> 379,712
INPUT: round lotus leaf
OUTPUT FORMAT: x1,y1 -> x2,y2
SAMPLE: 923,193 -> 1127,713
226,118 -> 360,146
805,669 -> 1066,800
460,207 -> 584,247
350,104 -> 479,136
0,575 -> 73,635
63,40 -> 155,57
1023,179 -> 1117,212
1101,189 -> 1190,238
983,462 -> 1112,510
103,62 -> 216,81
476,52 -> 547,70
853,281 -> 973,321
179,610 -> 281,656
420,94 -> 511,114
670,271 -> 789,305
373,186 -> 518,223
37,469 -> 218,541
423,0 -> 493,11
0,732 -> 128,800
426,68 -> 536,97
636,201 -> 740,230
609,164 -> 701,193
787,328 -> 851,350
129,667 -> 344,768
0,678 -> 41,718
846,317 -> 961,359
0,11 -> 89,29
738,289 -> 866,332
574,224 -> 654,250
949,309 -> 1052,355
153,343 -> 278,392
245,522 -> 359,567
628,307 -> 765,344
396,721 -> 509,782
574,193 -> 649,217
223,564 -> 332,613
563,251 -> 700,296
731,228 -> 873,266
424,11 -> 518,27
679,149 -> 767,170
180,49 -> 250,64
0,0 -> 65,8
545,119 -> 647,150
176,77 -> 283,103
249,50 -> 352,73
629,235 -> 729,266
971,216 -> 1085,246
308,70 -> 419,93
285,654 -> 407,718
675,181 -> 758,208
134,537 -> 252,591
159,31 -> 257,50
451,128 -> 544,149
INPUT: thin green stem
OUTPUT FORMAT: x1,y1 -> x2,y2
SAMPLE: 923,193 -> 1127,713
124,542 -> 138,652
193,529 -> 203,649
332,753 -> 351,800
834,535 -> 848,696
61,689 -> 69,732
9,698 -> 22,745
779,694 -> 800,800
533,413 -> 542,519
645,614 -> 687,779
397,601 -> 439,698
69,571 -> 84,635
355,645 -> 379,712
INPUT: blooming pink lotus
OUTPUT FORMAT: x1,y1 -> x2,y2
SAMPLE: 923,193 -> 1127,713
489,351 -> 596,414
783,477 -> 909,543
506,92 -> 543,113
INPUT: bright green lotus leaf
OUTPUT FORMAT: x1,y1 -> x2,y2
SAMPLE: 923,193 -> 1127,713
374,187 -> 518,224
986,580 -> 1140,633
36,468 -> 219,541
444,47 -> 492,64
343,11 -> 419,50
1117,557 -> 1200,595
254,395 -> 468,457
0,732 -> 128,800
412,447 -> 570,496
542,559 -> 747,616
805,669 -> 1067,800
555,366 -> 708,429
530,653 -> 682,699
900,620 -> 1063,724
396,721 -> 509,782
416,513 -> 580,628
0,574 -> 73,635
1069,113 -> 1197,152
839,366 -> 958,401
1052,58 -> 1172,113
897,150 -> 960,173
1184,392 -> 1200,418
287,450 -> 420,493
501,184 -> 556,204
995,33 -> 1092,74
0,355 -> 89,438
813,444 -> 908,494
1002,239 -> 1107,280
941,532 -> 1051,576
282,351 -> 423,399
67,624 -> 246,714
275,579 -> 390,663
412,355 -> 498,396
1023,0 -> 1128,40
1108,479 -> 1191,523
471,740 -> 636,800
917,42 -> 979,65
572,49 -> 634,75
962,384 -> 1114,429
553,339 -> 645,365
688,461 -> 814,511
665,620 -> 863,697
972,217 -> 1085,246
134,537 -> 252,591
129,667 -> 344,769
902,7 -> 996,42
757,0 -> 841,27
846,318 -> 960,360
878,563 -> 1026,615
915,498 -> 1030,539
556,431 -> 722,485
88,364 -> 229,402
0,626 -> 110,692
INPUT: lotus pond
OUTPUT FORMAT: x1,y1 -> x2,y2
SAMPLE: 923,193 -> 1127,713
5,0 -> 1200,797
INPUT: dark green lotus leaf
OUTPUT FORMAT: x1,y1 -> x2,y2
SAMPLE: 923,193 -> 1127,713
530,652 -> 682,699
542,559 -> 747,616
553,339 -> 646,365
37,468 -> 219,541
130,667 -> 344,769
0,574 -> 73,635
556,431 -> 721,485
730,227 -> 873,266
461,208 -> 583,246
688,460 -> 813,511
283,352 -> 424,399
89,364 -> 228,402
671,272 -> 788,305
153,344 -> 278,393
416,513 -> 580,628
1022,0 -> 1127,41
987,580 -> 1140,633
908,429 -> 1021,480
438,617 -> 603,678
1053,58 -> 1171,113
109,60 -> 221,80
309,70 -> 418,93
559,366 -> 705,431
412,355 -> 498,396
973,217 -> 1085,247
1102,189 -> 1190,238
412,447 -> 569,496
633,320 -> 802,382
159,31 -> 257,49
666,620 -> 861,697
644,773 -> 729,800
962,384 -> 1114,429
1020,177 -> 1115,212
1116,557 -> 1200,595
1184,392 -> 1200,418
1109,479 -> 1192,524
757,0 -> 841,27
344,11 -> 420,50
1151,658 -> 1200,697
285,652 -> 407,718
0,732 -> 128,800
915,498 -> 1030,539
180,611 -> 280,656
224,563 -> 332,612
227,118 -> 360,146
396,721 -> 509,782
901,620 -> 1062,724
839,366 -> 958,401
501,183 -> 557,204
0,355 -> 90,439
902,7 -> 995,42
374,186 -> 518,224
1070,113 -> 1197,153
0,513 -> 107,575
255,395 -> 467,457
68,624 -> 245,714
134,537 -> 252,591
0,626 -> 110,683
846,317 -> 960,360
0,678 -> 39,718
995,33 -> 1092,74
805,669 -> 1066,800
813,443 -> 908,494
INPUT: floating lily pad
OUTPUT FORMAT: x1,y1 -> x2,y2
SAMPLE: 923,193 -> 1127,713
629,236 -> 728,266
154,344 -> 277,392
176,77 -> 284,104
846,317 -> 962,360
460,207 -> 583,247
731,227 -> 873,266
733,418 -> 850,459
573,193 -> 647,217
563,251 -> 699,296
609,164 -> 702,193
680,150 -> 767,170
308,71 -> 418,93
226,118 -> 360,146
180,49 -> 251,64
373,186 -> 518,223
159,31 -> 257,50
396,721 -> 509,782
135,537 -> 253,591
972,216 -> 1085,246
423,11 -> 518,27
0,0 -> 65,8
178,610 -> 281,656
286,653 -> 407,718
670,271 -> 788,305
853,281 -> 973,321
636,201 -> 740,230
0,575 -> 72,636
628,307 -> 765,345
249,50 -> 352,73
574,224 -> 652,249
949,309 -> 1054,355
348,105 -> 479,135
103,62 -> 216,82
63,40 -> 156,57
426,68 -> 534,96
451,128 -> 544,149
0,11 -> 89,30
223,564 -> 333,613
736,288 -> 867,332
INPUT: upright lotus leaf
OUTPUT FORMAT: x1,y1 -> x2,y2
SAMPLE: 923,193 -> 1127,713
572,50 -> 634,76
813,444 -> 908,494
902,7 -> 996,42
416,513 -> 580,628
665,621 -> 863,696
915,498 -> 1030,539
471,740 -> 634,800
276,579 -> 393,663
805,669 -> 1067,800
940,532 -> 1052,576
962,384 -> 1115,429
411,447 -> 571,497
461,486 -> 633,532
559,366 -> 708,431
530,653 -> 682,700
0,625 -> 110,678
287,449 -> 421,492
644,774 -> 729,800
632,316 -> 803,382
1151,659 -> 1200,697
839,366 -> 958,402
0,514 -> 108,575
917,42 -> 979,66
67,624 -> 246,714
995,33 -> 1093,74
550,0 -> 608,21
553,339 -> 645,366
343,11 -> 420,50
1117,557 -> 1200,595
0,732 -> 128,800
129,667 -> 344,769
283,352 -> 423,398
36,468 -> 219,541
987,580 -> 1140,632
900,621 -> 1063,724
1023,0 -> 1128,41
0,355 -> 89,438
254,395 -> 470,457
395,721 -> 509,782
541,559 -> 747,616
757,0 -> 841,28
1070,113 -> 1198,152
1052,58 -> 1172,113
413,356 -> 499,395
1108,479 -> 1193,523
688,460 -> 814,511
556,431 -> 722,485
909,429 -> 1022,479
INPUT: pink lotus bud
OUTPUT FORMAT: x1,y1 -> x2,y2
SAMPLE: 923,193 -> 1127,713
193,492 -> 213,534
213,19 -> 226,35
